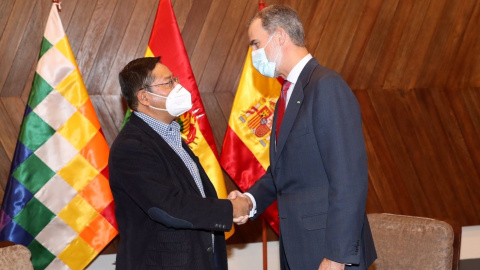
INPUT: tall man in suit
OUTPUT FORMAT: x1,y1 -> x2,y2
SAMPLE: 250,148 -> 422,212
109,57 -> 250,270
229,5 -> 377,270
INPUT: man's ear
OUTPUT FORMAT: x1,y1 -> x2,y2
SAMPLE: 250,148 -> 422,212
276,28 -> 287,46
137,89 -> 149,106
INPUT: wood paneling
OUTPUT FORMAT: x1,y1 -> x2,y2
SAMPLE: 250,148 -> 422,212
1,0 -> 479,245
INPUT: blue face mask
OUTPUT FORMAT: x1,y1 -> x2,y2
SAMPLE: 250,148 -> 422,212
251,34 -> 278,78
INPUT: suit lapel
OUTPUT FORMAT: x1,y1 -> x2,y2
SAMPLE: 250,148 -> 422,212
182,142 -> 217,198
272,58 -> 318,165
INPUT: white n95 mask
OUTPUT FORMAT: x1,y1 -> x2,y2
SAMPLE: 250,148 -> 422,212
147,84 -> 193,117
251,34 -> 281,78
252,48 -> 276,78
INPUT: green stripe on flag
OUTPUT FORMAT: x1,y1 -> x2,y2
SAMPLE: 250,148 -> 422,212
39,37 -> 53,59
13,197 -> 55,237
28,239 -> 56,270
12,154 -> 55,194
18,112 -> 55,152
27,73 -> 53,110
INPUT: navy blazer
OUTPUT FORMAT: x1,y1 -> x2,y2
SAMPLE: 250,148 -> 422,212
109,113 -> 233,270
248,58 -> 377,269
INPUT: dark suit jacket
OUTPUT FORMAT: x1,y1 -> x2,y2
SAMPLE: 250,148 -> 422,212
248,58 -> 377,269
109,113 -> 233,270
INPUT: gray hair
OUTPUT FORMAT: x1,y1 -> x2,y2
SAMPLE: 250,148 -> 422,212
250,5 -> 305,47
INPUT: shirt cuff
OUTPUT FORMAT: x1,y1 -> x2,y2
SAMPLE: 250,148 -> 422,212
243,192 -> 257,218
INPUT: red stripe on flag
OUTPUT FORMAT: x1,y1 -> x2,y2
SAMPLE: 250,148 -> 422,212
147,0 -> 219,158
101,201 -> 118,230
220,126 -> 279,234
221,126 -> 265,191
262,202 -> 279,235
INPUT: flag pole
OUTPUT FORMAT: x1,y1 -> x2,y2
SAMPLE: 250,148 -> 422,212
262,218 -> 268,270
257,0 -> 267,267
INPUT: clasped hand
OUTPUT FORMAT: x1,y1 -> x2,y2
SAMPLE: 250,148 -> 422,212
228,190 -> 251,225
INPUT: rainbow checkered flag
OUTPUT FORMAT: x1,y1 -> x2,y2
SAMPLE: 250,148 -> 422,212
0,4 -> 117,269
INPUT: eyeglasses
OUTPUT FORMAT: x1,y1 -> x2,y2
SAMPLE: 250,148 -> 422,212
144,77 -> 179,90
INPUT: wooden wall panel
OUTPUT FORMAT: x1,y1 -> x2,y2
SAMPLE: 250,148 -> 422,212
181,0 -> 213,58
198,0 -> 249,94
102,0 -> 159,96
382,0 -> 430,89
303,0 -> 335,56
213,0 -> 259,96
74,0 -> 118,89
64,0 -> 94,55
351,0 -> 400,89
0,0 -> 36,96
0,1 -> 15,36
85,0 -> 135,95
314,0 -> 366,73
190,1 -> 230,86
172,0 -> 193,32
362,88 -> 480,225
357,90 -> 405,215
0,100 -> 19,161
3,1 -> 46,98
448,2 -> 480,87
460,89 -> 480,171
1,0 -> 480,246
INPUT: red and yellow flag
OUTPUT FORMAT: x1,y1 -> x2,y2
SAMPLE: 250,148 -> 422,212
220,3 -> 281,234
145,0 -> 233,238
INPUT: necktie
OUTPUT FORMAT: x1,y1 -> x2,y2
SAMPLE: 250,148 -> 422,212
276,80 -> 291,140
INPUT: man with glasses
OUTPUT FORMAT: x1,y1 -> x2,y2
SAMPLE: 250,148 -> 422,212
109,57 -> 251,270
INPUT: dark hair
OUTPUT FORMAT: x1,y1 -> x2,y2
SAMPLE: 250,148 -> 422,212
250,5 -> 305,47
118,56 -> 161,110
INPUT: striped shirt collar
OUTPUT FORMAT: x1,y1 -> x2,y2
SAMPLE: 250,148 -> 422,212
134,111 -> 181,145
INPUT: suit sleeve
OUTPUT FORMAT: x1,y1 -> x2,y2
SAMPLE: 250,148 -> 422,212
109,133 -> 233,232
246,166 -> 277,220
311,74 -> 368,264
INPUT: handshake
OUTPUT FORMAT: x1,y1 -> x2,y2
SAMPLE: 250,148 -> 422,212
228,191 -> 252,225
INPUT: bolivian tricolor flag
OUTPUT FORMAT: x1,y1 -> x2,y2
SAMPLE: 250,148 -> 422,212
144,0 -> 233,238
0,3 -> 117,269
220,2 -> 281,234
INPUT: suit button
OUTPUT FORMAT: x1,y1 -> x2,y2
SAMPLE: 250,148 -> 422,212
222,225 -> 226,229
277,191 -> 282,196
207,247 -> 213,253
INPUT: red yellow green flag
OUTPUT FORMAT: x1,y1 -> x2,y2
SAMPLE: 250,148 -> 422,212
144,0 -> 233,238
220,2 -> 281,234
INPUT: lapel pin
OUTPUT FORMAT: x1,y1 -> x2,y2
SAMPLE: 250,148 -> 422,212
297,101 -> 300,104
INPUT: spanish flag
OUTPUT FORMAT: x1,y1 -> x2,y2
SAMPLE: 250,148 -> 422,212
220,3 -> 281,234
144,0 -> 233,238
